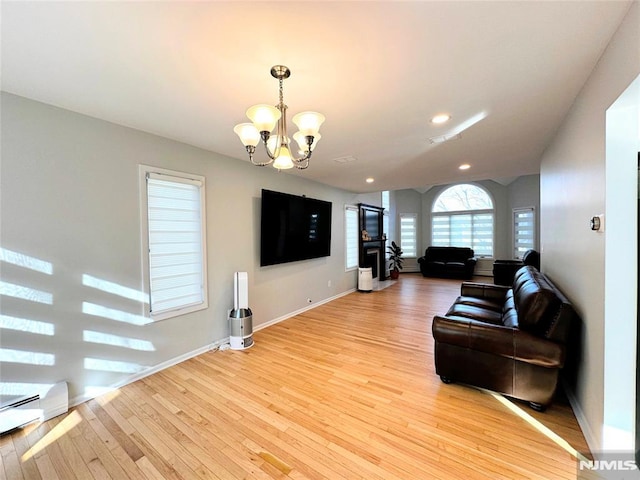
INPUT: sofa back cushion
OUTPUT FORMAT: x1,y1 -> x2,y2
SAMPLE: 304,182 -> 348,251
512,266 -> 562,336
425,246 -> 474,263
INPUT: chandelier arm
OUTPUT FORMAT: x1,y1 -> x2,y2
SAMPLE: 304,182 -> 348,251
294,158 -> 310,170
251,158 -> 274,167
243,139 -> 273,166
289,135 -> 314,163
260,142 -> 277,161
259,131 -> 278,160
250,154 -> 274,167
291,148 -> 312,165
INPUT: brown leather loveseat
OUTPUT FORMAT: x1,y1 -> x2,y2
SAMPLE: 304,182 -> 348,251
431,266 -> 577,411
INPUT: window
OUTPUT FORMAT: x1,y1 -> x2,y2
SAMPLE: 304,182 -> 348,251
381,191 -> 390,211
345,205 -> 359,270
382,191 -> 390,258
513,207 -> 535,259
140,166 -> 207,321
431,184 -> 494,257
399,213 -> 417,257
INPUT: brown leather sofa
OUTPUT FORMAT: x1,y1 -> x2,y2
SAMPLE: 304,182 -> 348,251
431,266 -> 577,411
417,246 -> 477,279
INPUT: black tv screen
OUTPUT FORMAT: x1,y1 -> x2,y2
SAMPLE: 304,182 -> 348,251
260,189 -> 332,266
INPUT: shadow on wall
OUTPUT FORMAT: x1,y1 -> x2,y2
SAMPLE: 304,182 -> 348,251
0,246 -> 154,405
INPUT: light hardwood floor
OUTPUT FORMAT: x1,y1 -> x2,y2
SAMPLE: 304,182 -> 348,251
1,275 -> 591,479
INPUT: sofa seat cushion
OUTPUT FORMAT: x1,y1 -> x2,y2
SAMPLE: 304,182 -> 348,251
445,261 -> 466,268
446,303 -> 503,325
433,316 -> 565,368
456,295 -> 503,312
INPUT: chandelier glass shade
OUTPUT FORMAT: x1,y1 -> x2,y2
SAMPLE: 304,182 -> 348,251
233,66 -> 324,170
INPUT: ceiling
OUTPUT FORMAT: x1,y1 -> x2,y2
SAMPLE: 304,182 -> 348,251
1,1 -> 632,193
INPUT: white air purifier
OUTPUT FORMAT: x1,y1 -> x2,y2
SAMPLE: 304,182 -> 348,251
358,267 -> 373,292
229,272 -> 254,350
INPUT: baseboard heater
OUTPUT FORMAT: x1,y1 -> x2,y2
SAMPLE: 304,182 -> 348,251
0,382 -> 68,434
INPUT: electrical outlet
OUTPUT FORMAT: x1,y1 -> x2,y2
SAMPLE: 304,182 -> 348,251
327,280 -> 332,287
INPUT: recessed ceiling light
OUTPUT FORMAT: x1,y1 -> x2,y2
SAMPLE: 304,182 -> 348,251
366,177 -> 375,183
459,164 -> 471,170
431,114 -> 451,124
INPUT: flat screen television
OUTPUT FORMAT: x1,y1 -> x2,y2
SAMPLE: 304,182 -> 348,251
260,189 -> 332,266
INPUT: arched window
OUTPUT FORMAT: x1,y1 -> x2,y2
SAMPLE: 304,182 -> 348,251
431,184 -> 494,257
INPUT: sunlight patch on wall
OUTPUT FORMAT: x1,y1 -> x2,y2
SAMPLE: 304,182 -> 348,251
84,357 -> 144,374
0,281 -> 53,304
21,410 -> 82,462
0,248 -> 53,275
82,302 -> 149,326
82,274 -> 146,303
0,315 -> 54,336
83,330 -> 155,351
0,348 -> 55,366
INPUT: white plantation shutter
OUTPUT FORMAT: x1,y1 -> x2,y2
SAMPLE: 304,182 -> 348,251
513,207 -> 535,259
431,184 -> 494,257
399,214 -> 417,257
345,205 -> 359,270
472,213 -> 494,257
146,172 -> 207,319
432,211 -> 494,257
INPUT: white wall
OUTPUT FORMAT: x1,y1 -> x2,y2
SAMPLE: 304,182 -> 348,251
539,1 -> 640,452
0,93 -> 359,404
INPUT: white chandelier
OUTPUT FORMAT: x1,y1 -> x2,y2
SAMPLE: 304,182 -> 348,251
234,65 -> 325,170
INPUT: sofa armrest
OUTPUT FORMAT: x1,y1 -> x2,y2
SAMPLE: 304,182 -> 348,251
432,315 -> 565,368
417,256 -> 426,265
465,256 -> 477,266
460,282 -> 509,302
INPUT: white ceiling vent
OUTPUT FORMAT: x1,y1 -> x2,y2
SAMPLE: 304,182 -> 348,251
428,133 -> 462,144
333,155 -> 357,164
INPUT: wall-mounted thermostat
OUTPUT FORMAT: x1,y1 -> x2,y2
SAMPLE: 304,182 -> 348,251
590,214 -> 605,232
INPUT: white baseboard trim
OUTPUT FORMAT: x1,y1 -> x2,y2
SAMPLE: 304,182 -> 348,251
562,380 -> 600,456
254,288 -> 356,332
69,338 -> 227,408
